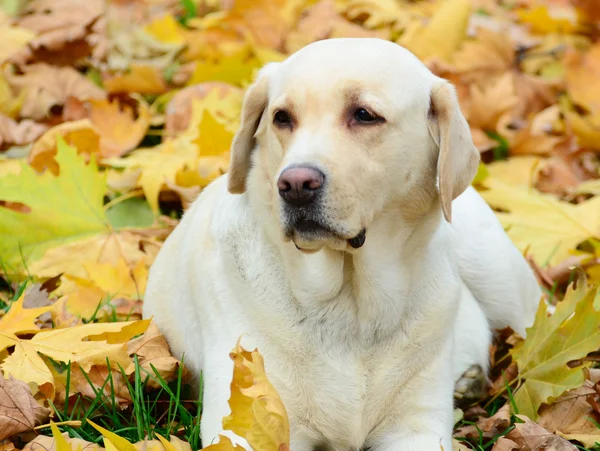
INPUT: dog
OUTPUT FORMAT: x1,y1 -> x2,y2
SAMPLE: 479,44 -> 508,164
143,38 -> 542,451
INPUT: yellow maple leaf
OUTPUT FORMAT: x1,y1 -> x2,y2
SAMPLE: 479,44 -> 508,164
511,278 -> 600,420
398,0 -> 471,62
188,48 -> 260,87
517,5 -> 580,35
217,341 -> 290,451
0,292 -> 52,352
0,137 -> 109,275
104,137 -> 197,214
143,15 -> 186,45
479,177 -> 600,266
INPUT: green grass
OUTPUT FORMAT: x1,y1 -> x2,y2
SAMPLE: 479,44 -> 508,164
44,357 -> 203,450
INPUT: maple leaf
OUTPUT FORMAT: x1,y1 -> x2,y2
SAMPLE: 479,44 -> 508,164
398,0 -> 471,62
510,279 -> 600,420
564,44 -> 600,116
0,22 -> 35,64
103,65 -> 167,95
5,64 -> 105,120
0,291 -> 52,352
479,177 -> 600,265
28,119 -> 102,173
465,73 -> 519,131
0,115 -> 48,148
202,341 -> 290,451
86,98 -> 151,157
506,415 -> 577,450
1,319 -> 150,400
0,137 -> 108,273
0,377 -> 51,441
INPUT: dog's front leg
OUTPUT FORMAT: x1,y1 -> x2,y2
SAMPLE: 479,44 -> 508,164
368,353 -> 454,451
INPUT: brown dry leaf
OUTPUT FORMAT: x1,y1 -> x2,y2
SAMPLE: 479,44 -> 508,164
53,363 -> 132,409
126,323 -> 186,389
506,415 -> 577,450
466,73 -> 519,131
103,65 -> 167,95
87,98 -> 151,157
13,0 -> 103,62
285,0 -> 386,54
28,119 -> 101,174
564,44 -> 600,115
491,437 -> 519,451
0,114 -> 48,148
538,376 -> 600,447
23,431 -> 105,451
5,64 -> 105,120
27,229 -> 167,280
0,377 -> 51,441
219,0 -> 294,50
451,28 -> 515,79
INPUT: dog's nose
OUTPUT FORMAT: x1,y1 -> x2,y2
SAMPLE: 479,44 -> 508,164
277,166 -> 324,206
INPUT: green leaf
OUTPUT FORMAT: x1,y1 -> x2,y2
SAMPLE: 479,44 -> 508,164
106,198 -> 154,229
0,136 -> 108,273
511,278 -> 600,420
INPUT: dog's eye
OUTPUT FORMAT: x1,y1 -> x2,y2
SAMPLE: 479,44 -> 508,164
353,108 -> 378,123
274,110 -> 292,127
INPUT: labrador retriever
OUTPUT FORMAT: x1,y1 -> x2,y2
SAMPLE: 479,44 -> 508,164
143,38 -> 542,451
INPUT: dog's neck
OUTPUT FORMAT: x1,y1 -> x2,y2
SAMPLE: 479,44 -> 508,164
273,198 -> 445,335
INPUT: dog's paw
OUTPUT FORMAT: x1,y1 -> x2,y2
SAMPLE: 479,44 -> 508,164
453,364 -> 488,408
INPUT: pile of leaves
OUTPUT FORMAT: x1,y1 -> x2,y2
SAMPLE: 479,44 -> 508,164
0,0 -> 600,450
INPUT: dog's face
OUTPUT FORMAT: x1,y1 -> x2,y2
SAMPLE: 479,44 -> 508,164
228,38 -> 479,252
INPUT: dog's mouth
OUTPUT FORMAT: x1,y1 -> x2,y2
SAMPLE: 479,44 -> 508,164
285,217 -> 367,251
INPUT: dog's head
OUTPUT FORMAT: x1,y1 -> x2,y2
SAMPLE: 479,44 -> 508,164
227,38 -> 479,252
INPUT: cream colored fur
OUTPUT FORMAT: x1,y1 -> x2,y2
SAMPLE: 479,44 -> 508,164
143,38 -> 542,451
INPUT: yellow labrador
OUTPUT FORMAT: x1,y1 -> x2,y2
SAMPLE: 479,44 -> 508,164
143,38 -> 541,451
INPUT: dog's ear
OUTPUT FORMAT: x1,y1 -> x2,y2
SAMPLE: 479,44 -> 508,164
227,63 -> 277,194
427,80 -> 480,223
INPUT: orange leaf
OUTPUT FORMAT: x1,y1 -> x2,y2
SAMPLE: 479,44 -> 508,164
103,65 -> 167,95
87,98 -> 151,157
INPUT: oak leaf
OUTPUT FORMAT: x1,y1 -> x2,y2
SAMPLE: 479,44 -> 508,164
511,279 -> 600,420
0,377 -> 51,441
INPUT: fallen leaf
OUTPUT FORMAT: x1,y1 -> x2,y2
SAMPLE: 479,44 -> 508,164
87,98 -> 151,157
103,65 -> 167,95
465,73 -> 519,131
23,433 -> 104,451
564,44 -> 600,115
398,0 -> 471,62
5,64 -> 105,120
0,115 -> 48,148
0,23 -> 35,64
0,291 -> 53,352
511,279 -> 600,420
0,136 -> 108,274
219,340 -> 290,451
0,377 -> 51,441
479,177 -> 600,265
28,119 -> 101,174
517,5 -> 580,35
506,415 -> 577,450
